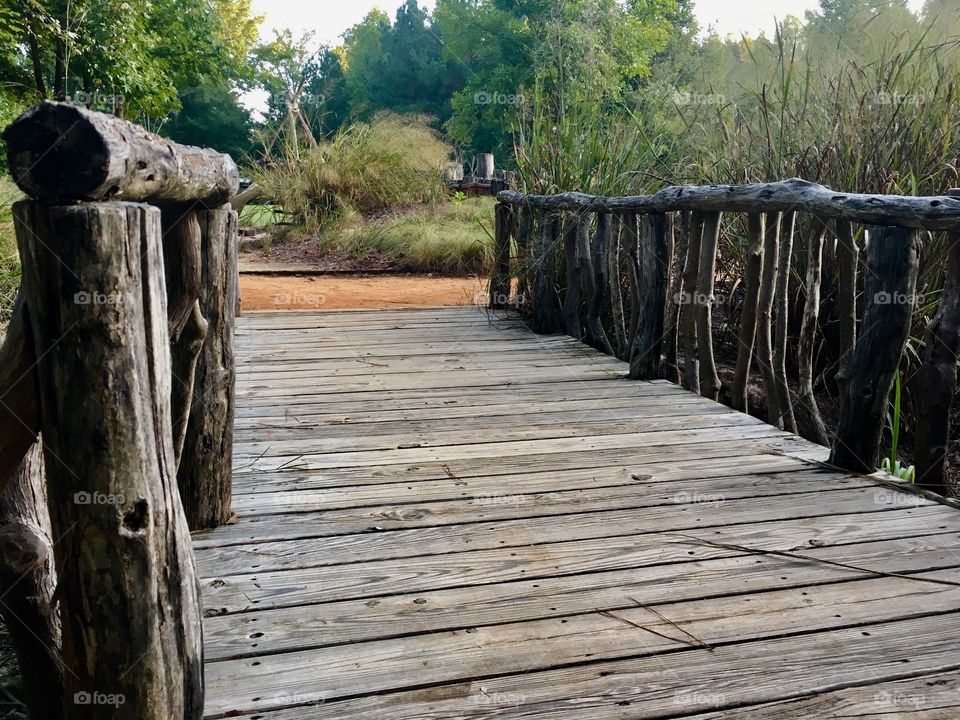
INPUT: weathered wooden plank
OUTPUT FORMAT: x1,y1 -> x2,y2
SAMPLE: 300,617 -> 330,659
209,612 -> 960,718
202,516 -> 960,659
203,569 -> 960,716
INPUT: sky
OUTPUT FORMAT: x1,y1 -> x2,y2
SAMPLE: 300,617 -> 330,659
250,0 -> 927,46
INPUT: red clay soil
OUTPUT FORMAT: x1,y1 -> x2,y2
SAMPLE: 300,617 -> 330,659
240,274 -> 488,311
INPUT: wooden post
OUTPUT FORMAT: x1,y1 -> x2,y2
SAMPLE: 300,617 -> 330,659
680,212 -> 704,392
914,214 -> 960,496
515,205 -> 532,302
531,211 -> 562,334
490,202 -> 512,309
15,200 -> 204,719
476,153 -> 495,181
731,213 -> 765,412
835,218 -> 859,393
773,211 -> 798,432
0,440 -> 64,720
161,207 -> 208,469
179,206 -> 238,530
586,213 -> 614,355
607,214 -> 628,359
796,219 -> 830,445
757,212 -> 783,427
629,213 -> 673,380
695,211 -> 722,400
0,297 -> 39,491
662,212 -> 688,383
830,226 -> 919,473
562,213 -> 585,338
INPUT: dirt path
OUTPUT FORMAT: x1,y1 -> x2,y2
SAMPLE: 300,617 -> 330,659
240,274 -> 487,311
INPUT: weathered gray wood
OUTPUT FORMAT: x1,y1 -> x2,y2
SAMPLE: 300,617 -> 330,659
797,219 -> 830,445
475,153 -> 495,180
4,101 -> 239,205
179,206 -> 238,529
695,211 -> 722,399
915,194 -> 960,496
0,440 -> 63,720
757,212 -> 783,427
835,218 -> 859,394
514,205 -> 532,302
680,212 -> 703,392
229,182 -> 264,211
731,214 -> 765,412
15,200 -> 203,719
629,213 -> 672,380
830,226 -> 920,473
586,213 -> 613,354
561,214 -> 584,338
0,297 -> 39,492
162,208 -> 209,468
606,214 -> 627,358
773,211 -> 797,432
498,177 -> 960,231
662,211 -> 687,383
530,211 -> 562,334
489,203 -> 511,309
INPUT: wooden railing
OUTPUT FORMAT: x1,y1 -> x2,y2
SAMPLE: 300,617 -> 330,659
0,102 -> 240,719
493,179 -> 960,498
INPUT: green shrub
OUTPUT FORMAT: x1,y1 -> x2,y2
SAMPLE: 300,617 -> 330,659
252,113 -> 449,234
0,177 -> 21,329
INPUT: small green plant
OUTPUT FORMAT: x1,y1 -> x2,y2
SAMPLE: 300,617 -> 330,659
881,370 -> 916,483
450,191 -> 467,205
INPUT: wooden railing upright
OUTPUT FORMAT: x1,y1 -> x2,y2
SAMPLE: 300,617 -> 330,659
0,101 -> 241,719
493,179 -> 960,498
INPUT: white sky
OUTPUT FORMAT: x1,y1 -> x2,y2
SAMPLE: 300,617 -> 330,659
251,0 -> 927,45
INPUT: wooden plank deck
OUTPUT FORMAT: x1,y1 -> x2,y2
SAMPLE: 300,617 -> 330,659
196,306 -> 960,719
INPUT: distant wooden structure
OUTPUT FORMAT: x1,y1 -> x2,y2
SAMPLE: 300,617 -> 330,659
446,152 -> 516,197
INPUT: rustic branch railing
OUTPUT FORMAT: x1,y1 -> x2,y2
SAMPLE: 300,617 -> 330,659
493,179 -> 960,498
0,101 -> 241,719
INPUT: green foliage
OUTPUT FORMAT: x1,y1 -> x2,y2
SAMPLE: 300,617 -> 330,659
337,197 -> 495,275
252,114 -> 450,233
882,371 -> 916,482
162,82 -> 254,161
0,176 -> 21,330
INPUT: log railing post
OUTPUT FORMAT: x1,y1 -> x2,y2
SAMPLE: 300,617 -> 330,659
587,213 -> 614,355
773,211 -> 798,432
680,212 -> 703,393
731,213 -> 765,412
15,200 -> 204,719
489,202 -> 512,309
914,210 -> 960,496
830,225 -> 919,473
695,211 -> 722,400
757,212 -> 783,427
835,218 -> 859,393
178,206 -> 239,530
629,212 -> 672,380
562,213 -> 585,338
796,217 -> 830,445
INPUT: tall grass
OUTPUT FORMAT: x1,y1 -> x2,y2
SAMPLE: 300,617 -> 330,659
0,177 -> 21,329
253,113 -> 450,235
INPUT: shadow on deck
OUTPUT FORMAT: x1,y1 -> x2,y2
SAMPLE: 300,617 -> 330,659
196,306 -> 960,719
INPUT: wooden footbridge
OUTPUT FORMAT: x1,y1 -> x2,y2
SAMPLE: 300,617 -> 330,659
1,102 -> 960,718
198,306 -> 960,718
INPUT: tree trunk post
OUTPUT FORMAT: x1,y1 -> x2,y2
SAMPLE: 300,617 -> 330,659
490,202 -> 512,309
629,213 -> 672,380
757,212 -> 783,427
731,213 -> 765,412
0,297 -> 39,492
607,214 -> 627,359
562,213 -> 584,339
586,213 -> 614,355
773,211 -> 798,432
830,226 -> 920,473
15,200 -> 204,720
0,439 -> 64,720
914,214 -> 960,496
680,212 -> 704,392
835,218 -> 859,394
796,218 -> 830,445
695,211 -> 722,400
179,206 -> 238,530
